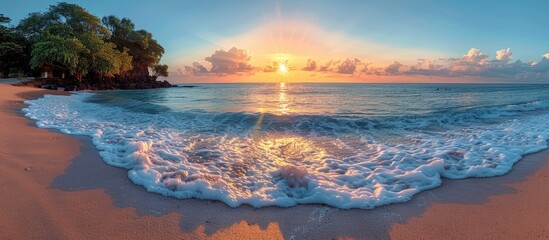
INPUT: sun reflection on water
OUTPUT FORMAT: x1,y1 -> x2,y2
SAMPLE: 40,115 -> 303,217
277,82 -> 289,115
253,82 -> 291,116
249,83 -> 327,166
255,135 -> 326,165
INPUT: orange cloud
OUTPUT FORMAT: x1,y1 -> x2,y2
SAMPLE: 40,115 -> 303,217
175,47 -> 549,82
337,58 -> 362,74
301,59 -> 317,71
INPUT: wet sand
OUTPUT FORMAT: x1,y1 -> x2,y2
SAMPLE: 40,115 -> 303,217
1,84 -> 549,239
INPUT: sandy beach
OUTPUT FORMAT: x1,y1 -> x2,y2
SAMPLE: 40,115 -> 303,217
1,84 -> 549,240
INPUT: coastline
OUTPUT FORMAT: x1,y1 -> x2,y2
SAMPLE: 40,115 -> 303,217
1,84 -> 549,239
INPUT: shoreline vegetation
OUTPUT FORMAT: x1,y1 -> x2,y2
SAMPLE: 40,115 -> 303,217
0,2 -> 172,90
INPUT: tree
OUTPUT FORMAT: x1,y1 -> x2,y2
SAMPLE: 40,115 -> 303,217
0,42 -> 24,77
19,3 -> 133,81
152,64 -> 168,77
9,3 -> 170,88
15,12 -> 51,42
46,2 -> 109,38
118,48 -> 133,76
131,30 -> 165,76
102,15 -> 165,77
77,32 -> 132,78
102,15 -> 133,41
0,14 -> 28,78
0,13 -> 11,42
29,34 -> 89,80
0,14 -> 8,23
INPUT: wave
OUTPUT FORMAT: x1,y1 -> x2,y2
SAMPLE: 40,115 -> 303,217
22,93 -> 549,209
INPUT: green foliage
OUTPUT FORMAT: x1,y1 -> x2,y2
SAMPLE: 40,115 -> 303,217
0,14 -> 10,41
0,42 -> 24,58
118,48 -> 133,74
0,14 -> 29,78
47,2 -> 109,38
9,2 -> 167,84
77,32 -> 133,77
0,14 -> 9,24
17,3 -> 108,42
15,12 -> 50,41
29,34 -> 89,79
102,15 -> 165,76
0,42 -> 24,77
102,16 -> 134,40
153,64 -> 169,77
18,3 -> 131,80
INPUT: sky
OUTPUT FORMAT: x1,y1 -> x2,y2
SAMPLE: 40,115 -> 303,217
2,0 -> 549,83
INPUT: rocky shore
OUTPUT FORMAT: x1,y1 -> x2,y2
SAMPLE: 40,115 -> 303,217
13,76 -> 173,91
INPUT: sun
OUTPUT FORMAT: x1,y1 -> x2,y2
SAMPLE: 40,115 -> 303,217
278,63 -> 288,73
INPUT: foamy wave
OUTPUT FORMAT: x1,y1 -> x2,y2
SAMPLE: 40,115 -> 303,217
23,93 -> 549,209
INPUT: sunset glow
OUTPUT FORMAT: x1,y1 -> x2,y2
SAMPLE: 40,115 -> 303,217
3,1 -> 547,83
3,1 -> 549,238
278,63 -> 288,73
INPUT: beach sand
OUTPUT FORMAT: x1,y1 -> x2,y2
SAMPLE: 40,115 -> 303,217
1,84 -> 549,240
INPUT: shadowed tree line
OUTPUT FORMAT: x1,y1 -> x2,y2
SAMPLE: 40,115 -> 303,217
0,2 -> 171,90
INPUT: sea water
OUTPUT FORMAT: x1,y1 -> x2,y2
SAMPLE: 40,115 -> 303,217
23,83 -> 549,209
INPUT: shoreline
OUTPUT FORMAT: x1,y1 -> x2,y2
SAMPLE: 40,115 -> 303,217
1,84 -> 549,239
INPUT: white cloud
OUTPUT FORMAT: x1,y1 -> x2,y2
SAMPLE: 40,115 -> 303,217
463,48 -> 489,64
496,48 -> 512,62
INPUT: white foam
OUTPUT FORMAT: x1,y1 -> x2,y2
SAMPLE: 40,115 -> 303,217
22,93 -> 549,209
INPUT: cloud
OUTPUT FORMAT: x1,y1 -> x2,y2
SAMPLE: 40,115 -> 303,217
445,48 -> 490,73
190,62 -> 208,74
180,62 -> 209,75
319,60 -> 339,72
406,59 -> 449,76
337,58 -> 361,74
324,48 -> 546,79
463,48 -> 489,63
264,62 -> 278,72
179,46 -> 549,81
532,54 -> 549,72
384,61 -> 403,75
496,48 -> 512,62
265,60 -> 286,72
302,59 -> 317,71
204,47 -> 254,74
481,59 -> 529,77
357,61 -> 403,76
394,48 -> 549,80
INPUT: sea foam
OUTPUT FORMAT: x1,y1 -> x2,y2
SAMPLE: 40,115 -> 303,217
23,92 -> 549,209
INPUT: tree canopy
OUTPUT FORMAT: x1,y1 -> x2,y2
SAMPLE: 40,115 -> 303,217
0,14 -> 27,77
102,15 -> 165,77
2,2 -> 169,88
153,64 -> 169,77
29,34 -> 89,79
0,14 -> 11,41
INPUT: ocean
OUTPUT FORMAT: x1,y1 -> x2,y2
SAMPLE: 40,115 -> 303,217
23,83 -> 549,209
